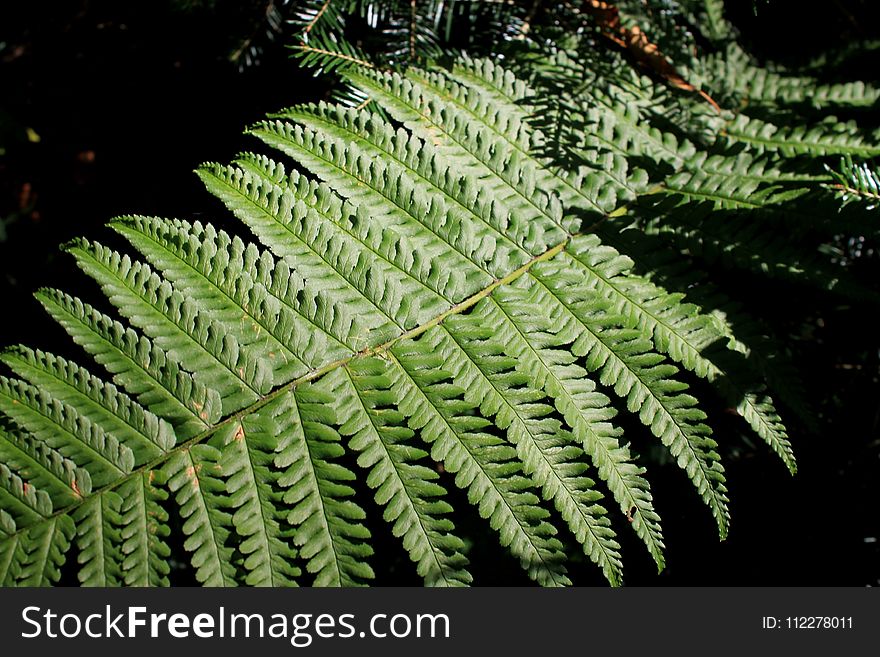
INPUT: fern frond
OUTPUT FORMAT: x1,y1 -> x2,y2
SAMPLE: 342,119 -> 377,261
0,423 -> 91,506
488,285 -> 666,570
1,514 -> 74,586
659,169 -> 808,209
529,259 -> 730,536
723,114 -> 880,158
165,445 -> 239,586
580,78 -> 701,170
116,471 -> 171,586
249,117 -> 538,280
827,156 -> 880,209
72,491 -> 123,586
443,310 -> 623,585
36,290 -> 221,440
111,216 -> 313,382
4,30 -> 871,587
326,360 -> 472,587
702,44 -> 880,114
0,379 -> 135,487
342,67 -> 633,224
197,159 -> 451,337
1,347 -> 174,461
219,406 -> 301,586
566,232 -> 797,468
391,336 -> 571,587
66,240 -> 274,411
0,461 -> 53,525
273,388 -> 374,586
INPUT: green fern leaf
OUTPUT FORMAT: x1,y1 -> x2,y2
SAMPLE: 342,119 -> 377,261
0,424 -> 91,506
117,471 -> 171,586
2,514 -> 74,586
724,114 -> 880,158
165,445 -> 238,586
327,360 -> 472,586
444,307 -> 624,585
0,379 -> 135,487
488,285 -> 666,570
36,290 -> 222,440
1,347 -> 175,460
530,258 -> 730,535
73,491 -> 123,586
391,336 -> 570,586
273,388 -> 374,586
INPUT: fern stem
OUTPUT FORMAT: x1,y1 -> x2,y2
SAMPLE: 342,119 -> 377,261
302,0 -> 331,35
294,45 -> 374,69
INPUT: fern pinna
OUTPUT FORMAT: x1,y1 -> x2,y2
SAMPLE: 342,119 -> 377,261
0,22 -> 877,586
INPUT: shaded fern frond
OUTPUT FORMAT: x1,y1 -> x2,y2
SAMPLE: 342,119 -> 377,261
827,156 -> 880,209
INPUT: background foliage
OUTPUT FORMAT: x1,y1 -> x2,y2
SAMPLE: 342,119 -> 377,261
1,0 -> 878,585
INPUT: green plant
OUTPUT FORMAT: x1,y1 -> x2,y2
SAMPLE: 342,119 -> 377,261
0,1 -> 877,587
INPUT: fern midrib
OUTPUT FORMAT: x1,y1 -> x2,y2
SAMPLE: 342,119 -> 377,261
292,390 -> 348,586
831,182 -> 880,201
90,498 -> 113,585
295,44 -> 374,69
0,238 -> 570,543
80,496 -> 115,586
696,159 -> 828,184
660,182 -> 769,208
27,516 -> 58,584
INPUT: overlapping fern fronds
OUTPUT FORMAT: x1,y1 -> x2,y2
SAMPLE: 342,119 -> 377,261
290,0 -> 530,74
0,1 -> 877,587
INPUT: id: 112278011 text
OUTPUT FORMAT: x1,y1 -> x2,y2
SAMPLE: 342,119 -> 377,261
762,616 -> 853,630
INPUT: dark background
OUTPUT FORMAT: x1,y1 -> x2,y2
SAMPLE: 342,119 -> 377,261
1,0 -> 878,586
